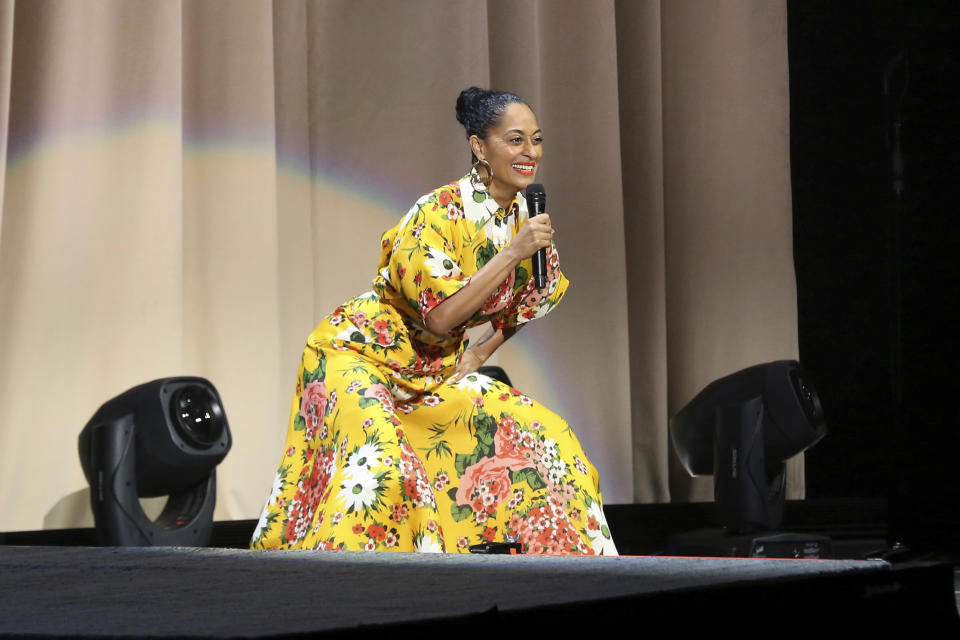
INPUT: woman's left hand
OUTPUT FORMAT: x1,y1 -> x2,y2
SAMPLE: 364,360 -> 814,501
449,348 -> 487,383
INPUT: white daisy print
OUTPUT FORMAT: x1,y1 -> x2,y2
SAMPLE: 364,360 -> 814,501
585,500 -> 619,556
454,372 -> 493,394
334,322 -> 366,344
267,470 -> 285,506
414,535 -> 444,553
343,443 -> 381,478
484,216 -> 514,249
423,249 -> 462,280
338,467 -> 378,513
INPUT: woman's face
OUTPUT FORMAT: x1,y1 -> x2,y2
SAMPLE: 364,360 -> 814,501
471,102 -> 543,205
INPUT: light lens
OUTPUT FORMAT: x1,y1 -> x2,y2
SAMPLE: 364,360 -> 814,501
170,385 -> 224,447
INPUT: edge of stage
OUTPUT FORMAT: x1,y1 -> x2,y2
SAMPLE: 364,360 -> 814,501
1,500 -> 957,637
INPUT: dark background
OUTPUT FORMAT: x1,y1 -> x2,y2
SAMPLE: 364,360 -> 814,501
789,0 -> 960,555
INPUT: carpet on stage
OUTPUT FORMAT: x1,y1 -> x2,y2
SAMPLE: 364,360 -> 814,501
1,545 -> 956,638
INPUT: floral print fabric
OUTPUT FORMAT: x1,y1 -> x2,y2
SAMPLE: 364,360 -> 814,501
251,175 -> 617,555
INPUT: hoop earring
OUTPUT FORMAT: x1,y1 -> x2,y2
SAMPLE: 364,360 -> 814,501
470,159 -> 493,192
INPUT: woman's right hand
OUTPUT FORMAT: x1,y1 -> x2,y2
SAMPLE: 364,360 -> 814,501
507,213 -> 554,262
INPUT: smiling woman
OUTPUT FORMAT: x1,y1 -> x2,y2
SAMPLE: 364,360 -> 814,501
250,87 -> 618,555
459,89 -> 543,210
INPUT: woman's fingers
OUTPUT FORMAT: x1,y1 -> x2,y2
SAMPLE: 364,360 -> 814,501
521,214 -> 554,254
536,215 -> 554,243
449,350 -> 482,383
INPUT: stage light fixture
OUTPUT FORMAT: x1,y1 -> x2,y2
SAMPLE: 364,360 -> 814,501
78,377 -> 232,546
670,361 -> 826,533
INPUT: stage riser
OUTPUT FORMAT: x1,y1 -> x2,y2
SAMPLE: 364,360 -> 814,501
1,546 -> 955,638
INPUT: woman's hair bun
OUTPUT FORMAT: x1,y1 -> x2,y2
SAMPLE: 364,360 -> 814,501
456,87 -> 486,127
455,87 -> 527,140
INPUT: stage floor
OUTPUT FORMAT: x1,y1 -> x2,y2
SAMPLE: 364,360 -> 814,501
2,546 -> 956,637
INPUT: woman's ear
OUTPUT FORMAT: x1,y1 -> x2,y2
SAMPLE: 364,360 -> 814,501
469,135 -> 484,161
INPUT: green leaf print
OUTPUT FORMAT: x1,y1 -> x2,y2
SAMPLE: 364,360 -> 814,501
473,190 -> 486,204
579,488 -> 595,506
358,395 -> 380,410
303,356 -> 326,386
451,503 -> 474,522
454,451 -> 481,476
475,239 -> 496,269
419,440 -> 452,460
293,414 -> 306,431
515,264 -> 529,286
478,429 -> 494,447
454,410 -> 497,474
427,423 -> 449,440
511,468 -> 547,491
474,412 -> 497,450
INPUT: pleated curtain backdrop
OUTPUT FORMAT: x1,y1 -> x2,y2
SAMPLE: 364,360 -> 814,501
0,0 -> 800,532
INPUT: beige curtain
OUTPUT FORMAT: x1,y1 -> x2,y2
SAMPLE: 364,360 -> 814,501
0,0 -> 799,532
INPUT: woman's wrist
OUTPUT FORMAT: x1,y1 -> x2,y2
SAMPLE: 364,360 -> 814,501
472,328 -> 507,361
465,346 -> 490,365
501,243 -> 523,267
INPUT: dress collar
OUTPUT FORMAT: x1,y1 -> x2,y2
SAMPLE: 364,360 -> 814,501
458,174 -> 529,228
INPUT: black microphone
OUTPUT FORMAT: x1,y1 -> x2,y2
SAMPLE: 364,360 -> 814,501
525,184 -> 547,289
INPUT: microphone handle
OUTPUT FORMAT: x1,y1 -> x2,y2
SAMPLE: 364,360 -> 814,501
532,248 -> 547,289
526,185 -> 548,289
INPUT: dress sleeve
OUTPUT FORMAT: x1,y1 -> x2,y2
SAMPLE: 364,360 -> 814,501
379,186 -> 469,324
491,242 -> 570,330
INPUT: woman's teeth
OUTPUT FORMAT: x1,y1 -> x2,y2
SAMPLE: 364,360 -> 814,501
512,163 -> 535,175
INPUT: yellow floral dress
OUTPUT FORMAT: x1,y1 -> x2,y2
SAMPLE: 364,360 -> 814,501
250,175 -> 618,555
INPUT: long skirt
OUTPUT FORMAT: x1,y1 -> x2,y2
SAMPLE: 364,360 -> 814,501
250,322 -> 618,555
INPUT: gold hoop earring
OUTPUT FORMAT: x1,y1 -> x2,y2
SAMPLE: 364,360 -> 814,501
470,159 -> 493,192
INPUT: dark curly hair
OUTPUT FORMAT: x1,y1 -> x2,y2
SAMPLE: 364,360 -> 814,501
456,87 -> 529,162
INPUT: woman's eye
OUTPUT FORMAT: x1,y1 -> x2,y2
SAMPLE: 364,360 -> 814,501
533,136 -> 543,144
510,137 -> 522,144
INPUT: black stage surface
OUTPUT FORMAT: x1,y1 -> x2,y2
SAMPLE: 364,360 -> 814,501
2,501 -> 957,637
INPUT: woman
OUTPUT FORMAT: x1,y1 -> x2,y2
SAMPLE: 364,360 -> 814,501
251,87 -> 617,555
